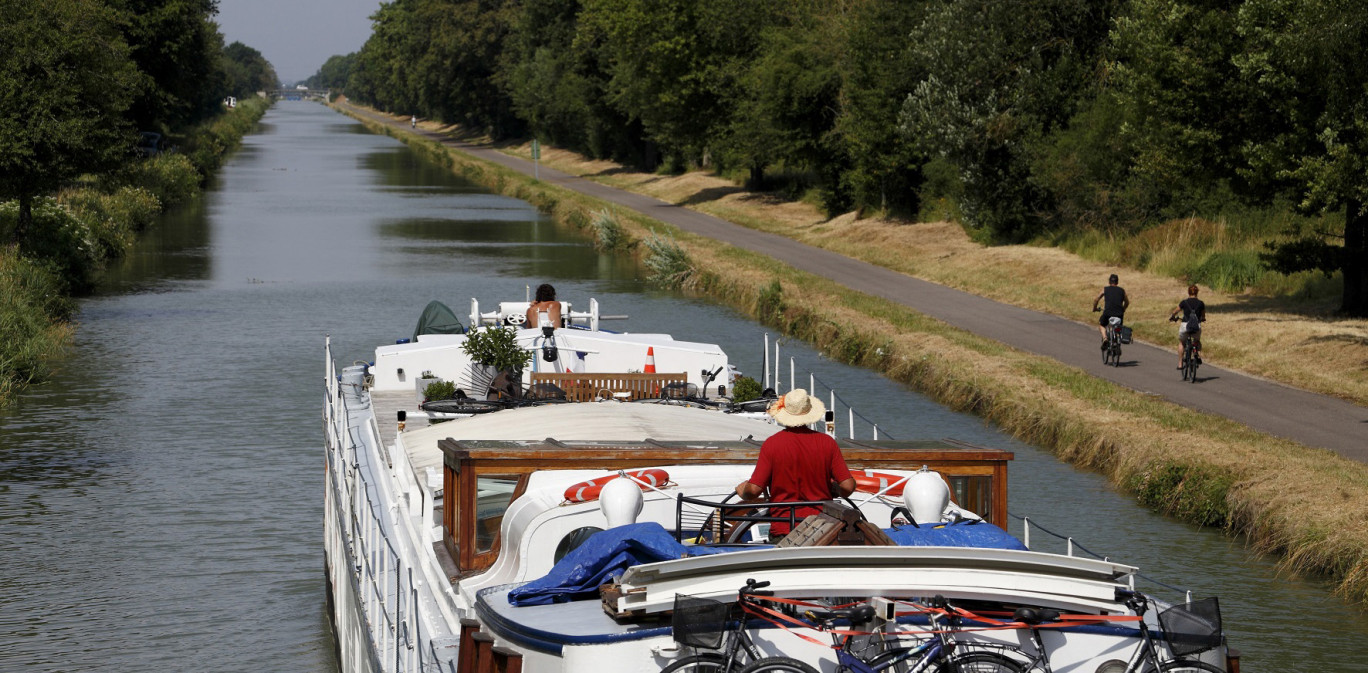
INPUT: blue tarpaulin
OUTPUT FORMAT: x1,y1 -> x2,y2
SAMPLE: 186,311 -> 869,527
883,520 -> 1027,550
509,519 -> 1026,607
508,523 -> 687,606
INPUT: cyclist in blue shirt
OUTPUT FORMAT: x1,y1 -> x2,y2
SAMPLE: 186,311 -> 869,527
1092,274 -> 1129,349
1169,285 -> 1206,369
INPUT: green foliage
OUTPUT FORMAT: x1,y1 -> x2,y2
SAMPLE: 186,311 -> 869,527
112,0 -> 230,131
756,279 -> 785,327
643,230 -> 692,288
900,0 -> 1119,243
0,198 -> 98,293
461,327 -> 532,373
1190,250 -> 1264,293
0,0 -> 141,244
223,41 -> 279,98
0,248 -> 73,403
590,208 -> 628,251
61,186 -> 161,259
730,375 -> 761,403
107,154 -> 202,207
1125,460 -> 1231,527
423,379 -> 458,401
183,97 -> 270,175
307,53 -> 357,91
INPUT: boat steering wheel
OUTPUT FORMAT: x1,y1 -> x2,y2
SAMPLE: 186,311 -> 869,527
505,312 -> 527,326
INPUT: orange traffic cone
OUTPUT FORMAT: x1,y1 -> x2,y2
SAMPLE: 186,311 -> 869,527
644,347 -> 657,373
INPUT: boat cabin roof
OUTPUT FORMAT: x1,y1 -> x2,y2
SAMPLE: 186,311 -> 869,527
437,435 -> 1012,575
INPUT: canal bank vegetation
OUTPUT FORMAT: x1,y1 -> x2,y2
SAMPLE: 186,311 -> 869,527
339,103 -> 1368,606
331,0 -> 1368,320
0,0 -> 277,406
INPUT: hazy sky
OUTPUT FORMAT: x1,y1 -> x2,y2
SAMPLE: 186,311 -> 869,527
216,0 -> 383,84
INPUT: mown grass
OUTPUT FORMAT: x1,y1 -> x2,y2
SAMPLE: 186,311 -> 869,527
0,98 -> 270,407
337,101 -> 1368,605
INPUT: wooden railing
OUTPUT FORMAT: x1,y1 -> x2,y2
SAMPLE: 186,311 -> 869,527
529,372 -> 686,402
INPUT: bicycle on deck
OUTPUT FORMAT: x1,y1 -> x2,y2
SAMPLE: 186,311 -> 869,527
741,595 -> 1021,673
663,579 -> 783,673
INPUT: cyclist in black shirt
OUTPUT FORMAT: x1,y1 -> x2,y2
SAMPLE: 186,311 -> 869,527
1092,274 -> 1130,349
1169,285 -> 1206,369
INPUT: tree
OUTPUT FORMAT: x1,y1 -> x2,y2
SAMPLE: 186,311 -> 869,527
1237,0 -> 1368,315
0,0 -> 141,244
899,0 -> 1119,242
108,0 -> 227,131
577,0 -> 784,165
223,41 -> 278,98
307,53 -> 357,91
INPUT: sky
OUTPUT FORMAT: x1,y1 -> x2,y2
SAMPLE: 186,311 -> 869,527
216,0 -> 383,85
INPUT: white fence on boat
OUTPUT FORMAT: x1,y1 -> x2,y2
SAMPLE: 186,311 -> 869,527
324,338 -> 441,673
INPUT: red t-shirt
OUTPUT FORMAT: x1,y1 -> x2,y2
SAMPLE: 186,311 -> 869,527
747,427 -> 852,535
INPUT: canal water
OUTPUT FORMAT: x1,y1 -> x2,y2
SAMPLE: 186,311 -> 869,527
0,102 -> 1363,672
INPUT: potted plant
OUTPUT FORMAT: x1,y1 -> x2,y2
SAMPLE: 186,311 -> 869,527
415,370 -> 441,402
461,327 -> 532,398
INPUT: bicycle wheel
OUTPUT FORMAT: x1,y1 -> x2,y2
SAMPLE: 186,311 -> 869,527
738,657 -> 819,673
661,653 -> 729,673
1157,659 -> 1223,673
935,651 -> 1025,673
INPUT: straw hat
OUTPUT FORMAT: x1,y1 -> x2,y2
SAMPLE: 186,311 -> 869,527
767,388 -> 826,427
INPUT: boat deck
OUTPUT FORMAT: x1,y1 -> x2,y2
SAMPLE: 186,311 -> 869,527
372,389 -> 430,451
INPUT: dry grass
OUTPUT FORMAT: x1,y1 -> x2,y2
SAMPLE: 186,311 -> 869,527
498,139 -> 1368,407
339,104 -> 1368,603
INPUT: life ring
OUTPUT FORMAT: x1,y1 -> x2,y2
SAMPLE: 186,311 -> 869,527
564,469 -> 670,502
852,470 -> 909,496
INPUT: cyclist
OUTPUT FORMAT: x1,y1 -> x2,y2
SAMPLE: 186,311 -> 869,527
1092,274 -> 1129,350
411,115 -> 417,128
1169,285 -> 1206,369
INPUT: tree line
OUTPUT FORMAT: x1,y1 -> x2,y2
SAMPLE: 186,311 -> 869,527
325,0 -> 1365,315
0,0 -> 278,243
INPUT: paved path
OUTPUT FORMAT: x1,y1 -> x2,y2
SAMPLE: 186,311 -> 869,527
345,103 -> 1368,461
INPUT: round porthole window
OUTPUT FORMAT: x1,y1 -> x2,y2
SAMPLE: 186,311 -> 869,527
553,526 -> 604,564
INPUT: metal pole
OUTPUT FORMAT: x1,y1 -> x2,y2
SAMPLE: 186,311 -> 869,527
763,335 -> 769,391
790,357 -> 794,392
774,341 -> 781,393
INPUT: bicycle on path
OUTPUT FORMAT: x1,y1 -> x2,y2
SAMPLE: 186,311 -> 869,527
1102,315 -> 1124,367
1169,316 -> 1201,382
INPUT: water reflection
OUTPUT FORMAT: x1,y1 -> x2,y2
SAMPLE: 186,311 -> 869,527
0,101 -> 1363,673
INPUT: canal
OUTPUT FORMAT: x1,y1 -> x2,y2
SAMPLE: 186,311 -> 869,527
0,102 -> 1363,672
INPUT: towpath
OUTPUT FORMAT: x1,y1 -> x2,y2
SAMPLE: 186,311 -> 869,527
342,102 -> 1368,461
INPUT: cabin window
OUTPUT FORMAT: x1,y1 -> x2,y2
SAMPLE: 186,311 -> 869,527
949,475 -> 994,521
474,475 -> 520,553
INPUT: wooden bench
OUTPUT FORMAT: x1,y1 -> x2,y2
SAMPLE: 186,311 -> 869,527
529,372 -> 687,402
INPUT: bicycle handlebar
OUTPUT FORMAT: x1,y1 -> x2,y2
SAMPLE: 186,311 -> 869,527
740,578 -> 773,597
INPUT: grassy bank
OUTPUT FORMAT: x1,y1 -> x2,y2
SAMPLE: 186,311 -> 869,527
0,98 -> 270,407
338,102 -> 1368,604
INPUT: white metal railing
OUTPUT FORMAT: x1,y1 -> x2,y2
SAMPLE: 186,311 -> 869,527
325,337 -> 424,673
1012,512 -> 1195,603
761,334 -> 887,441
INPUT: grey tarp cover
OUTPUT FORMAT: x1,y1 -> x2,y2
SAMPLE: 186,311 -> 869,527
413,300 -> 465,341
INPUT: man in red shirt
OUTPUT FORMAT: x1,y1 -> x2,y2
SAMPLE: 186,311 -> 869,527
735,388 -> 855,541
